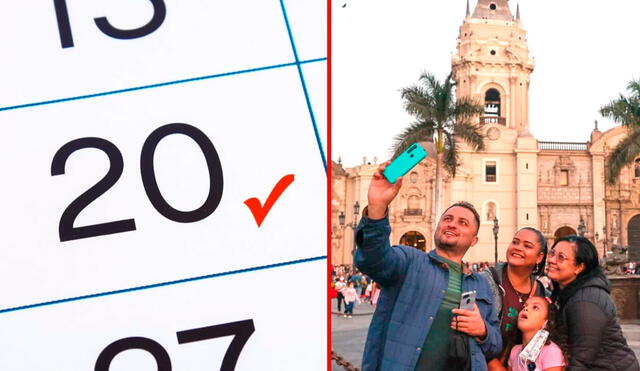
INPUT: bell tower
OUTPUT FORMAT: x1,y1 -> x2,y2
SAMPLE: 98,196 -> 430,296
449,1 -> 539,252
452,0 -> 534,132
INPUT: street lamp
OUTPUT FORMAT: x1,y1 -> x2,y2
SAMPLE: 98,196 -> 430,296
603,226 -> 608,259
578,217 -> 586,237
338,201 -> 361,256
492,217 -> 499,265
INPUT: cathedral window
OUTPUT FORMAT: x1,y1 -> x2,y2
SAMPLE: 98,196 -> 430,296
485,161 -> 497,183
405,195 -> 422,216
560,170 -> 569,186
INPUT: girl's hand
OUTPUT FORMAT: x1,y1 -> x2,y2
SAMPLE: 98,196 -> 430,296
451,304 -> 487,339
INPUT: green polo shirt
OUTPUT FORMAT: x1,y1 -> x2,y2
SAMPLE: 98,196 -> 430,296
415,256 -> 462,371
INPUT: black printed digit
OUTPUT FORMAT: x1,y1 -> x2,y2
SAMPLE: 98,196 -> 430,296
176,319 -> 255,371
140,123 -> 224,223
94,0 -> 166,40
51,137 -> 136,242
95,337 -> 171,371
53,0 -> 74,48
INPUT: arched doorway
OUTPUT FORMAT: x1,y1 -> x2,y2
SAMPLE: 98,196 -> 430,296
627,214 -> 640,261
554,226 -> 577,240
400,231 -> 427,251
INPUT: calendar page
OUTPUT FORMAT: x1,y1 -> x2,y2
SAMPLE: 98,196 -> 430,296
0,1 -> 327,369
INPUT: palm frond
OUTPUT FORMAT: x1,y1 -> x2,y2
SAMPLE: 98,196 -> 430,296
600,95 -> 640,128
401,85 -> 435,119
605,128 -> 640,184
454,122 -> 485,151
627,79 -> 640,97
600,79 -> 640,128
390,120 -> 435,158
443,132 -> 459,177
454,96 -> 485,118
398,70 -> 486,177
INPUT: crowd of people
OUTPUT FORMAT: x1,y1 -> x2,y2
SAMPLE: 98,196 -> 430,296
340,161 -> 640,371
331,266 -> 381,317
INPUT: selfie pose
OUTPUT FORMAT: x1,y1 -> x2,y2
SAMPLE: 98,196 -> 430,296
547,235 -> 639,370
354,161 -> 501,371
480,227 -> 548,370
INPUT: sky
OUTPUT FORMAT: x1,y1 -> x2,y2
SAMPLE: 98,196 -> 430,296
332,0 -> 640,168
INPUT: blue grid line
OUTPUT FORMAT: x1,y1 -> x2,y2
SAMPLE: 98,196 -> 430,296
0,255 -> 326,314
0,57 -> 326,113
278,0 -> 327,173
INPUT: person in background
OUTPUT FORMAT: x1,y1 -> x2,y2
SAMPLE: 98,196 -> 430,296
335,276 -> 346,313
343,281 -> 360,318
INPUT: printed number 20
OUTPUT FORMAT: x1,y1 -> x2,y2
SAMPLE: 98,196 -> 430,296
51,123 -> 224,242
53,0 -> 166,48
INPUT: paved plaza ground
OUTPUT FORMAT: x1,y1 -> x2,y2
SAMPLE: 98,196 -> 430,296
331,298 -> 640,370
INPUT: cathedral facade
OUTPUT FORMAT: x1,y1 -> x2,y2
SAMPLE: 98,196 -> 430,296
332,0 -> 640,265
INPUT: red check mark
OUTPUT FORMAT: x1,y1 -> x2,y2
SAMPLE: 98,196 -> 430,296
244,174 -> 295,227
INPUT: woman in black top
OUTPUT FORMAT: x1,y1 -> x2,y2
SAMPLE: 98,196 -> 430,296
547,235 -> 639,370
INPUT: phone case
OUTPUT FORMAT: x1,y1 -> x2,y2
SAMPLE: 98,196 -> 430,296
382,143 -> 427,184
459,290 -> 477,310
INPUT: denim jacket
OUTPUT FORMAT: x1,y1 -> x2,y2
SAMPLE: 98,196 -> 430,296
354,213 -> 502,371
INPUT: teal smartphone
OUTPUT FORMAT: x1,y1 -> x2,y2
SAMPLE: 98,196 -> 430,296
382,143 -> 427,184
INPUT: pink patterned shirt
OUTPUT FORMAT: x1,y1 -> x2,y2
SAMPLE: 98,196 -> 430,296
508,341 -> 566,371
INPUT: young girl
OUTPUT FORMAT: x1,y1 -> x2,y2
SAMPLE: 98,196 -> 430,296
342,281 -> 360,318
508,296 -> 566,371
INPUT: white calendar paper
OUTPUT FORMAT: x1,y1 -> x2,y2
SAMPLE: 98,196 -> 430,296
0,1 -> 327,369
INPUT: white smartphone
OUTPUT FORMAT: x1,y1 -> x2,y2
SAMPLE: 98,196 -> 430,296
459,290 -> 477,310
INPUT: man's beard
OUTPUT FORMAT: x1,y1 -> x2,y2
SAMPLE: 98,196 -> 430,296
434,233 -> 455,251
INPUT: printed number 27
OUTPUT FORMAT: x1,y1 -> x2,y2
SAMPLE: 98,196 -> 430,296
95,319 -> 255,371
53,0 -> 167,48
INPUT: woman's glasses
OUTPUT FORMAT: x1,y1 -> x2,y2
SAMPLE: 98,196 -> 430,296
548,249 -> 573,263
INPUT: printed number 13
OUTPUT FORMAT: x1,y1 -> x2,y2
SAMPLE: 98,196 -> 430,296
53,0 -> 167,48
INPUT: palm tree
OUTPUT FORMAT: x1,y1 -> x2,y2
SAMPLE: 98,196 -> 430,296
393,71 -> 485,220
600,79 -> 640,184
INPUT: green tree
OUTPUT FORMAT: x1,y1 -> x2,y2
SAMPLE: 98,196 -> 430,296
600,80 -> 640,184
393,71 -> 485,219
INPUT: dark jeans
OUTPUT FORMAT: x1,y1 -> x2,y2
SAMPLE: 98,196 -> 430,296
345,302 -> 354,315
337,292 -> 345,312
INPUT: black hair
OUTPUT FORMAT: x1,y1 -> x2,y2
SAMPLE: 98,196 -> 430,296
550,235 -> 601,278
545,299 -> 569,362
500,297 -> 569,368
518,227 -> 548,276
443,201 -> 481,235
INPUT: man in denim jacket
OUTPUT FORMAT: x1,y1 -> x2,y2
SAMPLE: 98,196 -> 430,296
355,163 -> 501,371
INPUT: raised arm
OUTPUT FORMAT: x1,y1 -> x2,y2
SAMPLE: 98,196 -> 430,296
354,162 -> 408,286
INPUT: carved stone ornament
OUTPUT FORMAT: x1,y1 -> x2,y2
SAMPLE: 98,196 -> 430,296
487,127 -> 501,140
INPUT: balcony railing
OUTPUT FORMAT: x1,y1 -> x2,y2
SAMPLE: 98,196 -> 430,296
480,116 -> 506,125
539,141 -> 588,151
404,208 -> 423,216
485,174 -> 496,182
